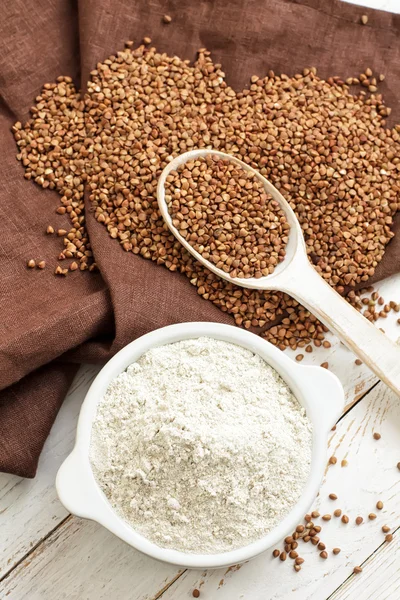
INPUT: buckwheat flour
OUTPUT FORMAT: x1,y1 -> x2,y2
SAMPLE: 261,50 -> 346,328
90,337 -> 312,553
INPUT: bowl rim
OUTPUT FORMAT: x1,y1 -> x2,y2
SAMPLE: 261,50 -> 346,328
56,322 -> 345,569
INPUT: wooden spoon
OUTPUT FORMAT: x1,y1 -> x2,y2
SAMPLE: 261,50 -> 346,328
157,149 -> 400,397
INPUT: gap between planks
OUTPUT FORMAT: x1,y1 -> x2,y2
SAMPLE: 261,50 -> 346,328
152,571 -> 188,600
0,515 -> 72,585
153,513 -> 399,600
327,526 -> 399,600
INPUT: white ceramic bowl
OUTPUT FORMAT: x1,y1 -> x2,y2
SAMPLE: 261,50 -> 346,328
56,322 -> 344,569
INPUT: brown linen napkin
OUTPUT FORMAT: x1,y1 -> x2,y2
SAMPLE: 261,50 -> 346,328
1,0 -> 399,478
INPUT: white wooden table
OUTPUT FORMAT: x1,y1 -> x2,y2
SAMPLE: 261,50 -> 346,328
1,1 -> 400,598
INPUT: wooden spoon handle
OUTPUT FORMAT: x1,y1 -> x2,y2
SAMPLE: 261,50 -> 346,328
281,264 -> 400,397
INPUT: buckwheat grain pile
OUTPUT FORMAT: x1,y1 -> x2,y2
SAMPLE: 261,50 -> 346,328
164,155 -> 290,279
13,44 -> 400,350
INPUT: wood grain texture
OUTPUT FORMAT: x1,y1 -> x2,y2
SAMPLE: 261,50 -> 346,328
329,530 -> 399,600
156,381 -> 400,600
0,517 -> 182,600
0,366 -> 100,580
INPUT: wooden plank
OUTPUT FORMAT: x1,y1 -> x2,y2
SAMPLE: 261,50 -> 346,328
0,517 -> 182,600
156,381 -> 400,600
329,529 -> 399,600
0,366 -> 100,579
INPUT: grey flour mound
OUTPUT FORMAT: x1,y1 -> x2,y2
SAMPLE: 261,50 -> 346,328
90,337 -> 312,554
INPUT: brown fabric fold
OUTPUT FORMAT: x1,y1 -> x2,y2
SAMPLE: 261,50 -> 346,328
1,0 -> 399,478
0,362 -> 79,477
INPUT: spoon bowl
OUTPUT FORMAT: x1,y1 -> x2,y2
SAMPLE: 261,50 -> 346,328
157,149 -> 400,397
157,148 -> 305,290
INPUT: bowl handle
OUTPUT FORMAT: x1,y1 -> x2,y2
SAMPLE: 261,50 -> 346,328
300,366 -> 345,433
56,450 -> 101,520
